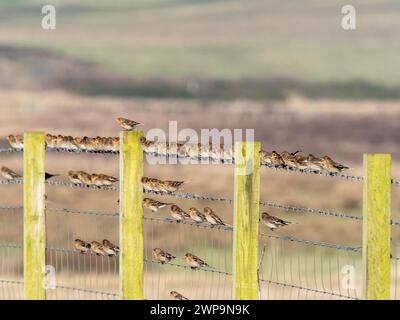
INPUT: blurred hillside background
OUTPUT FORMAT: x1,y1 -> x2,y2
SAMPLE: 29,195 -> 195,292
0,0 -> 400,299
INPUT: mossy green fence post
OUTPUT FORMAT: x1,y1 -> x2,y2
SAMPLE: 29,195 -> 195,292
119,131 -> 144,300
233,141 -> 261,300
23,132 -> 46,300
362,153 -> 391,300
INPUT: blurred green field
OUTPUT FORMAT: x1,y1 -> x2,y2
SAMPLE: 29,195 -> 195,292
0,0 -> 400,99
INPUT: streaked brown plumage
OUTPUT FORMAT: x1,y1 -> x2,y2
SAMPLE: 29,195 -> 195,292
185,253 -> 211,269
102,239 -> 120,257
90,241 -> 106,256
8,134 -> 24,149
117,117 -> 140,130
188,207 -> 207,223
143,198 -> 172,212
90,173 -> 118,186
261,212 -> 295,230
280,151 -> 298,168
170,291 -> 189,300
1,166 -> 22,180
260,150 -> 272,165
271,151 -> 285,166
307,154 -> 324,172
203,207 -> 225,225
74,239 -> 91,254
153,248 -> 176,264
170,205 -> 190,221
321,156 -> 350,173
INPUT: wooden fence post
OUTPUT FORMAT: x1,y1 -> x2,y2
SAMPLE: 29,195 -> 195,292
119,131 -> 144,300
233,141 -> 261,300
24,132 -> 46,300
362,153 -> 391,300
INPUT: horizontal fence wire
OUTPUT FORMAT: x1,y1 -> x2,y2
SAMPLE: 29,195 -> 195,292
259,279 -> 358,300
2,187 -> 400,226
146,259 -> 232,277
53,285 -> 119,298
260,233 -> 361,253
1,146 -> 399,186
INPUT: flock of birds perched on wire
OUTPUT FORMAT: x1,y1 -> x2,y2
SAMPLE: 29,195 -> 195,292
2,116 -> 351,300
6,117 -> 351,174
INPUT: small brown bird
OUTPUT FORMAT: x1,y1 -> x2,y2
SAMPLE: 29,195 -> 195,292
1,166 -> 22,180
188,207 -> 207,223
91,173 -> 118,186
321,156 -> 350,173
170,291 -> 189,300
74,239 -> 91,254
68,171 -> 82,184
1,166 -> 57,181
7,134 -> 24,149
90,241 -> 106,256
280,151 -> 299,168
203,207 -> 225,225
77,171 -> 93,185
294,154 -> 309,170
185,253 -> 211,270
143,198 -> 172,212
117,117 -> 141,131
153,248 -> 176,264
102,239 -> 120,257
45,134 -> 57,149
162,180 -> 185,193
140,137 -> 157,154
306,154 -> 324,172
260,150 -> 272,165
261,212 -> 296,231
170,205 -> 190,221
271,151 -> 285,166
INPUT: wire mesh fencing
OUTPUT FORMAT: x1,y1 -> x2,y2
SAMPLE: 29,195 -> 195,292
0,139 -> 399,300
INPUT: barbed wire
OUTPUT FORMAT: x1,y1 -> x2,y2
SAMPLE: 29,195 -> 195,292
260,233 -> 361,253
259,279 -> 358,300
144,189 -> 232,203
145,259 -> 232,277
144,216 -> 233,231
54,285 -> 119,298
45,180 -> 118,191
0,179 -> 23,186
1,145 -> 400,186
0,148 -> 22,154
0,279 -> 23,285
47,207 -> 118,217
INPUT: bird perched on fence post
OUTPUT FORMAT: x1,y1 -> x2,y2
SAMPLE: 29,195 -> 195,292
203,207 -> 225,226
261,212 -> 296,230
102,239 -> 120,257
185,253 -> 212,270
170,291 -> 189,300
116,117 -> 141,131
153,248 -> 176,264
74,239 -> 91,254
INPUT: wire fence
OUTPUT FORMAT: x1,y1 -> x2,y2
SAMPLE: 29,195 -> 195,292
0,140 -> 399,300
